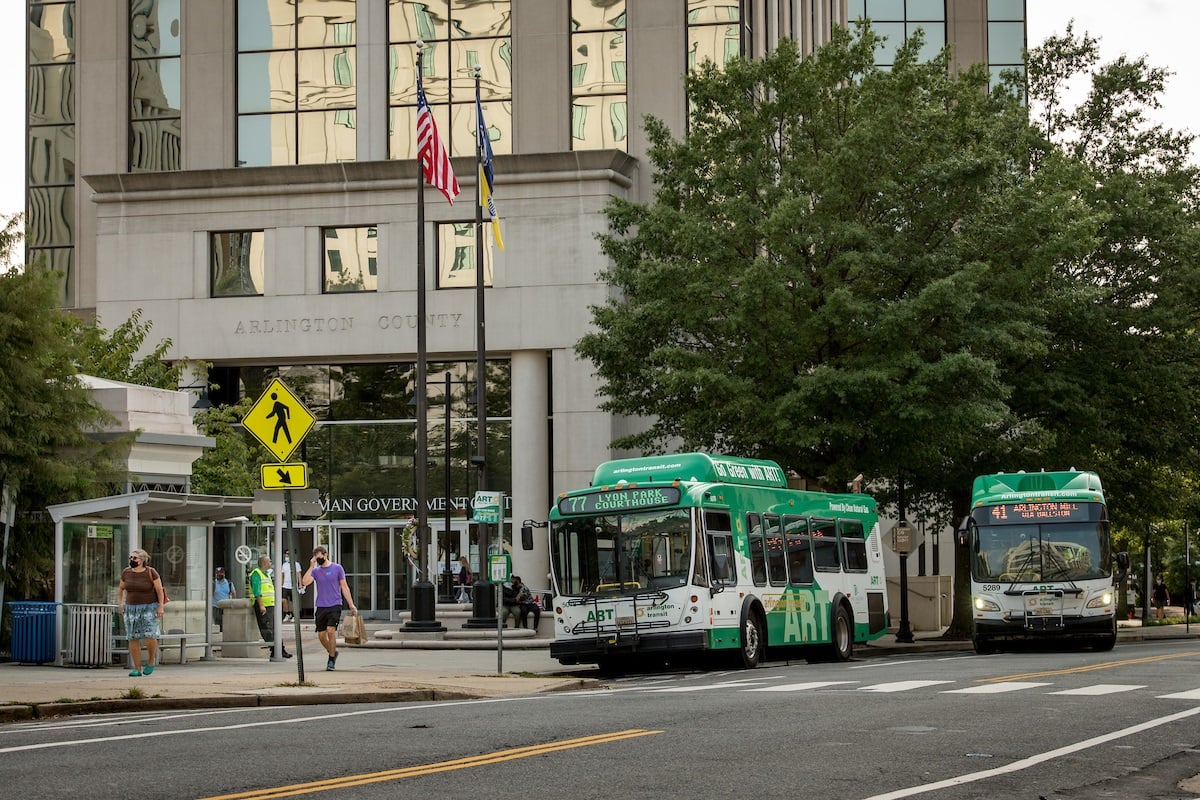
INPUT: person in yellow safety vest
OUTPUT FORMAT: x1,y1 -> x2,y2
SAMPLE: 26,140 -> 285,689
250,555 -> 292,658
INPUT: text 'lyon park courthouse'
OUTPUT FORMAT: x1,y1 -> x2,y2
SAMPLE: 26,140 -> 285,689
26,1 -> 1025,622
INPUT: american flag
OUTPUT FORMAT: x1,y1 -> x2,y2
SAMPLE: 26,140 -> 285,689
416,76 -> 459,204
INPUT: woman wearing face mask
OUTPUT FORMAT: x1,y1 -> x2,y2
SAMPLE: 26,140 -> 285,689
300,545 -> 357,671
117,548 -> 166,677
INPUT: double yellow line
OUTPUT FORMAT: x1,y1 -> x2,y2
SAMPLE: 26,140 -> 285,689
980,650 -> 1197,683
202,729 -> 662,800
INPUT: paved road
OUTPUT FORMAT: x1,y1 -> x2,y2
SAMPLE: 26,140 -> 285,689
2,638 -> 1198,799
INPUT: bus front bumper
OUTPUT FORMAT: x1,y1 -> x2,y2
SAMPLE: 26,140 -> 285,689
974,613 -> 1115,639
550,630 -> 708,665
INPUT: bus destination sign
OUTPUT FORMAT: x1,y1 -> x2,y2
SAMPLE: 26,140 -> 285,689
558,486 -> 682,516
988,502 -> 1092,524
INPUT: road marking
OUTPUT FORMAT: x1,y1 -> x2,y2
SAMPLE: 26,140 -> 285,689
980,651 -> 1196,683
849,659 -> 923,669
1048,684 -> 1146,696
199,729 -> 662,799
746,681 -> 857,692
859,705 -> 1200,800
859,680 -> 954,693
0,695 -> 536,753
1156,688 -> 1200,700
943,682 -> 1052,694
649,679 -> 769,693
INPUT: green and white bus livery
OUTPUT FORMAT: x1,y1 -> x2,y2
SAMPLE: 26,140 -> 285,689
547,453 -> 889,671
963,470 -> 1118,654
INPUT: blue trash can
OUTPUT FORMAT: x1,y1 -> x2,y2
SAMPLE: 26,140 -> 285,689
10,601 -> 58,664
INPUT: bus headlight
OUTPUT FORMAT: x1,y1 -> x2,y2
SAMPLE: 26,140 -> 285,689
973,596 -> 1000,612
1086,592 -> 1113,608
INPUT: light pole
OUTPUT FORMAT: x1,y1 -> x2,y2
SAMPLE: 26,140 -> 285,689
895,474 -> 914,644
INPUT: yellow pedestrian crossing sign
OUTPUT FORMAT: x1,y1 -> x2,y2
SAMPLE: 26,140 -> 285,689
244,378 -> 316,463
261,463 -> 309,490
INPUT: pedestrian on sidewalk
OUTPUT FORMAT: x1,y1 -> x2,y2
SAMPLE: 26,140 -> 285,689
301,545 -> 358,671
280,549 -> 302,622
118,548 -> 166,677
250,555 -> 292,658
212,567 -> 235,630
1185,578 -> 1197,618
455,556 -> 473,604
1152,576 -> 1170,620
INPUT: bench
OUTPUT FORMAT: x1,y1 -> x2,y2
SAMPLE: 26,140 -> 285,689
113,632 -> 208,665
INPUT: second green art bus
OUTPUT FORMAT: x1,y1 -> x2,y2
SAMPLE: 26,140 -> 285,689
547,452 -> 890,671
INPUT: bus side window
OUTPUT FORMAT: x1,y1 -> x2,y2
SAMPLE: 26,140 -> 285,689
840,519 -> 868,573
765,513 -> 787,585
812,518 -> 840,572
784,515 -> 813,585
747,513 -> 767,586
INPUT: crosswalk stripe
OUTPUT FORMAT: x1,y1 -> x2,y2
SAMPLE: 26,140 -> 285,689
1154,688 -> 1200,700
746,681 -> 857,692
943,682 -> 1052,694
859,680 -> 954,693
649,680 -> 769,693
1047,684 -> 1146,696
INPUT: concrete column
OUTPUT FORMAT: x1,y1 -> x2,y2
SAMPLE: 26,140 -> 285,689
511,0 -> 570,154
182,0 -> 234,170
509,350 -> 550,588
946,0 -> 988,72
356,0 -> 388,162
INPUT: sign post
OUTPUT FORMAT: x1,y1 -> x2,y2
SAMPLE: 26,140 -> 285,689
245,378 -> 317,679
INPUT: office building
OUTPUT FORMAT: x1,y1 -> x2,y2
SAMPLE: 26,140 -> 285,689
26,1 -> 1024,618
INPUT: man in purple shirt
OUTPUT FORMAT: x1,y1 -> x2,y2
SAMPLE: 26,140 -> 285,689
300,545 -> 358,670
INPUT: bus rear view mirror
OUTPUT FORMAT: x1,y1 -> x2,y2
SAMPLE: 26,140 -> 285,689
1116,551 -> 1130,571
521,525 -> 534,550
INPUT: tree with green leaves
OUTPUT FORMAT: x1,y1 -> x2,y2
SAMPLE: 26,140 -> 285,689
577,27 -> 1200,637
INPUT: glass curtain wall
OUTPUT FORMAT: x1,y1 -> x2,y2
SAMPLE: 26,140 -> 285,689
237,0 -> 358,166
27,0 -> 76,305
687,0 -> 742,72
986,0 -> 1025,88
847,0 -> 946,65
387,0 -> 512,159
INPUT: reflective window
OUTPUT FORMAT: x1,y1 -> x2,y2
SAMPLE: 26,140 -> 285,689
812,518 -> 840,572
848,0 -> 946,67
436,222 -> 494,288
571,0 -> 625,150
687,0 -> 740,72
987,0 -> 1025,92
747,513 -> 767,585
28,0 -> 76,305
323,226 -> 378,293
784,515 -> 813,585
130,0 -> 182,172
840,519 -> 869,573
388,1 -> 512,159
210,230 -> 266,296
765,514 -> 787,585
237,0 -> 357,166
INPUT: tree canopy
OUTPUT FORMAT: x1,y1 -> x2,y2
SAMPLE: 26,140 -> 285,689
578,27 -> 1200,633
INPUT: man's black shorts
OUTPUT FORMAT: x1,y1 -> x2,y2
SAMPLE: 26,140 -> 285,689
315,605 -> 342,631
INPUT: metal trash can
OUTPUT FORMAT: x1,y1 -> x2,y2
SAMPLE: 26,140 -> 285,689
64,603 -> 117,667
10,601 -> 58,664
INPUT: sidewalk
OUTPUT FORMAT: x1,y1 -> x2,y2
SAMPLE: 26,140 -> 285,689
1,619 -> 1195,723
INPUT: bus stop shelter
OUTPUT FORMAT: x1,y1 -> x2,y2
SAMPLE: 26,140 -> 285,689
47,490 -> 255,666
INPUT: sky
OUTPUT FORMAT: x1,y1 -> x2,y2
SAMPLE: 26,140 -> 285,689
1,2 -> 1197,255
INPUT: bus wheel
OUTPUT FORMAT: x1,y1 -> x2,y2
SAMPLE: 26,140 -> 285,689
596,656 -> 628,677
740,611 -> 764,669
828,605 -> 853,662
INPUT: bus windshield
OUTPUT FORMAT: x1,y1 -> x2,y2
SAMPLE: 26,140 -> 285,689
971,514 -> 1111,583
551,509 -> 693,595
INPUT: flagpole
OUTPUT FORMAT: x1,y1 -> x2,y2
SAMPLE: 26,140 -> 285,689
406,42 -> 441,631
466,64 -> 495,629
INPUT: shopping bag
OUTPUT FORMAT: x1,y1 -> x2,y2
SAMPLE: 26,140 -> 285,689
339,611 -> 366,644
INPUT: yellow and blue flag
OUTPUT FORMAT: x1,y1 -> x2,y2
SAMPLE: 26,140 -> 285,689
476,95 -> 504,250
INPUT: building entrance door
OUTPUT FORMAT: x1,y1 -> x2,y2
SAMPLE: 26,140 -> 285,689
338,527 -> 393,620
433,522 -> 476,602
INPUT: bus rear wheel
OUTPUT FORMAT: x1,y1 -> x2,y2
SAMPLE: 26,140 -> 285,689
740,611 -> 764,669
972,634 -> 996,655
828,605 -> 853,662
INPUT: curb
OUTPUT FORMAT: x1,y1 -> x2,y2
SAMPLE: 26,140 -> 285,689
0,677 -> 601,724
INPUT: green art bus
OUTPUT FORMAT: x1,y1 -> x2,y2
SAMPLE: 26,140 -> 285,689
963,470 -> 1120,654
547,453 -> 889,672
